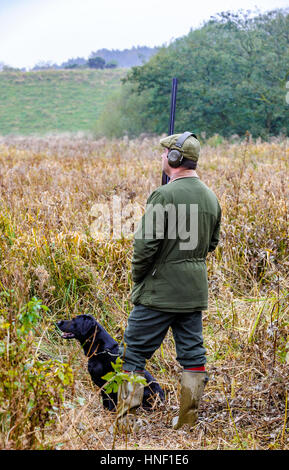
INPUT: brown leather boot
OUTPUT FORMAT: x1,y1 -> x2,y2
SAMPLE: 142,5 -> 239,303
172,370 -> 209,430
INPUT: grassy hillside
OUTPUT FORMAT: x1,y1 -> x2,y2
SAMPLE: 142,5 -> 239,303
0,69 -> 126,135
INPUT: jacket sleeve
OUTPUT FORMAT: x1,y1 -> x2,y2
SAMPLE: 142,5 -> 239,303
208,204 -> 221,252
131,190 -> 166,283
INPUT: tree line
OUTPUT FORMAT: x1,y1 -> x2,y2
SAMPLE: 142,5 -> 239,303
0,46 -> 158,72
95,9 -> 289,139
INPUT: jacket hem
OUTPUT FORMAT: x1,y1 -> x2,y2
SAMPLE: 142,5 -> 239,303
134,300 -> 208,313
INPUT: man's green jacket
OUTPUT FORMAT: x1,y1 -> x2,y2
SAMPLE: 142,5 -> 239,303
131,176 -> 221,312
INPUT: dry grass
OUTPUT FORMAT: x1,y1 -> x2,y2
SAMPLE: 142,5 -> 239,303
0,134 -> 288,450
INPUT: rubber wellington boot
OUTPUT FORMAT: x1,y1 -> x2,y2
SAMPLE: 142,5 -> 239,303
172,370 -> 209,430
114,372 -> 145,434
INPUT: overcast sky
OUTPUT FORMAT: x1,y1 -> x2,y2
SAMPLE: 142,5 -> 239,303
1,0 -> 289,69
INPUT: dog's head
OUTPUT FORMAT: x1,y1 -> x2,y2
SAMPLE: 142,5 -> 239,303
56,314 -> 98,343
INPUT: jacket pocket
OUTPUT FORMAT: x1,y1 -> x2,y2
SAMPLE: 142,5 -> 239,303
152,260 -> 208,304
131,279 -> 146,304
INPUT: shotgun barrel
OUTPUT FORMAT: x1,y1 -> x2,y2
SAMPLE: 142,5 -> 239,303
162,77 -> 178,185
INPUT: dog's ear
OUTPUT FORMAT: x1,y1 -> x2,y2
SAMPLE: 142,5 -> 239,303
78,315 -> 97,338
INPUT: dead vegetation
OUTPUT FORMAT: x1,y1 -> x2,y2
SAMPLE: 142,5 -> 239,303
0,134 -> 288,450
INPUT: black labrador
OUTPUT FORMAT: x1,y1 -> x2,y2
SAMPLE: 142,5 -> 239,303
56,314 -> 164,411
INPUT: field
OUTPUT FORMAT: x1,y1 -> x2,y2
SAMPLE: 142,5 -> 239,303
0,134 -> 288,450
0,69 -> 126,136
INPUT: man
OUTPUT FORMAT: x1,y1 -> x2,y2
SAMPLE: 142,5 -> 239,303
117,132 -> 221,430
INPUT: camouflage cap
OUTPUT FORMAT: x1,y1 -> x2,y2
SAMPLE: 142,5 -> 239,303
160,133 -> 200,162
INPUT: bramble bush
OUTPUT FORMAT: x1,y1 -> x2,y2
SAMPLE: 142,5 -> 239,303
0,293 -> 73,449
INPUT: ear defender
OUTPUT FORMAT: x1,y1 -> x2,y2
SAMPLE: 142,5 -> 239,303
167,131 -> 196,168
167,148 -> 183,168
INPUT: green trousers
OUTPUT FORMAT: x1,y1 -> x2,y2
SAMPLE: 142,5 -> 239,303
119,304 -> 206,371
